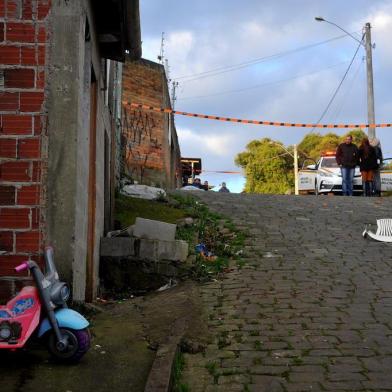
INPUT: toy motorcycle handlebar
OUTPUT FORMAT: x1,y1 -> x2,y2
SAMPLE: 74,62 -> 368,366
15,262 -> 29,272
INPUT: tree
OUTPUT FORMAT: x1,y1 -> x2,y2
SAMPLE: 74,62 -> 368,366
342,128 -> 367,145
236,129 -> 368,194
235,138 -> 293,194
298,132 -> 339,163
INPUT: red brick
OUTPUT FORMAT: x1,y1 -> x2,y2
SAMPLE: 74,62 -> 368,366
0,208 -> 30,229
20,46 -> 35,65
0,161 -> 30,181
0,186 -> 15,205
0,0 -> 5,18
0,45 -> 21,64
1,115 -> 32,135
31,207 -> 39,229
0,23 -> 4,42
0,138 -> 17,158
6,0 -> 21,19
36,25 -> 46,43
0,92 -> 19,111
37,1 -> 50,19
37,45 -> 45,65
16,184 -> 39,205
6,23 -> 35,43
33,115 -> 45,135
36,70 -> 45,89
20,91 -> 44,112
15,230 -> 39,252
22,0 -> 33,19
31,161 -> 40,181
17,138 -> 40,158
0,255 -> 28,276
0,278 -> 34,302
4,68 -> 35,89
0,232 -> 13,252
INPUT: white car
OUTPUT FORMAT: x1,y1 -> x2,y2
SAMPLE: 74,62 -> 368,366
298,153 -> 392,195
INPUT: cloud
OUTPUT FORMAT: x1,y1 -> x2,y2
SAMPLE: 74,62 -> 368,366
178,127 -> 236,157
140,0 -> 392,178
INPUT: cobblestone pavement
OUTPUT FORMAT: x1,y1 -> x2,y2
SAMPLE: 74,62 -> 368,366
181,193 -> 392,392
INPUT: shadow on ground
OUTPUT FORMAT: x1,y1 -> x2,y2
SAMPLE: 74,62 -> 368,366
0,281 -> 207,392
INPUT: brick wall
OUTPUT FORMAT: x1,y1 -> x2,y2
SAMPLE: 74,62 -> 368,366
0,0 -> 50,293
122,58 -> 181,189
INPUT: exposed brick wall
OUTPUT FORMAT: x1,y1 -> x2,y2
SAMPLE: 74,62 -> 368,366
0,0 -> 49,297
121,58 -> 181,189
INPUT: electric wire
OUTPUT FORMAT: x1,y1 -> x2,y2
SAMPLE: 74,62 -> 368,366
177,61 -> 348,101
330,57 -> 364,123
174,32 -> 359,83
310,32 -> 365,132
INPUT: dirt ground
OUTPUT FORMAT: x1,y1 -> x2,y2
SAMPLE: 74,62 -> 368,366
0,281 -> 208,392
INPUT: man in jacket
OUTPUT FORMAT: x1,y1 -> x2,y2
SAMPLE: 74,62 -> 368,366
336,135 -> 359,196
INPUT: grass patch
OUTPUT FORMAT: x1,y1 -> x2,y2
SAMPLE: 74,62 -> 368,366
172,351 -> 190,392
115,194 -> 186,227
170,193 -> 247,281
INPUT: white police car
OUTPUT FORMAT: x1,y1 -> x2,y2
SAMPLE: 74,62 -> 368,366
298,152 -> 392,195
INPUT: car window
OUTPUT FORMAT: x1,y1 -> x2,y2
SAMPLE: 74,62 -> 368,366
321,157 -> 339,168
381,159 -> 392,170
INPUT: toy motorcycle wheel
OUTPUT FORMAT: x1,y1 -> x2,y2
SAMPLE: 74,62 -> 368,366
47,328 -> 90,363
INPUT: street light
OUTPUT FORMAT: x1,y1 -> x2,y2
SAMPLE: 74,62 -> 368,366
269,142 -> 299,196
315,17 -> 376,139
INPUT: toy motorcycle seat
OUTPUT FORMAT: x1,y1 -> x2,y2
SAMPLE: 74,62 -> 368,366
0,286 -> 38,319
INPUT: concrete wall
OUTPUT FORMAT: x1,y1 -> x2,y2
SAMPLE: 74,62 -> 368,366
46,0 -> 116,301
121,59 -> 181,189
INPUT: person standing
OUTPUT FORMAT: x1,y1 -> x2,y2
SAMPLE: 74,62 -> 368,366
369,137 -> 383,196
358,138 -> 378,196
218,182 -> 230,193
336,135 -> 359,196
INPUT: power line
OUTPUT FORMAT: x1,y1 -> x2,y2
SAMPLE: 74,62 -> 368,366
331,57 -> 364,122
177,61 -> 349,101
174,33 -> 359,83
310,32 -> 365,132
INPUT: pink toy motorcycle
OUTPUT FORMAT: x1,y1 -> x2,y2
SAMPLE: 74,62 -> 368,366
0,247 -> 90,362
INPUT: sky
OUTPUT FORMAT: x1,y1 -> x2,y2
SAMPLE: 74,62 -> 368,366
140,0 -> 392,192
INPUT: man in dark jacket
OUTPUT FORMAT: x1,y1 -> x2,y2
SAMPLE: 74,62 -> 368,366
336,135 -> 359,196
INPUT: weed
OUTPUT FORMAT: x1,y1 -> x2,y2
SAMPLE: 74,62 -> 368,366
205,361 -> 217,375
234,333 -> 243,343
292,356 -> 303,366
253,357 -> 263,365
172,351 -> 186,392
254,340 -> 263,350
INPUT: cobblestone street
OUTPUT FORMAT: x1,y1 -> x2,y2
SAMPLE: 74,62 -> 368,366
181,193 -> 392,392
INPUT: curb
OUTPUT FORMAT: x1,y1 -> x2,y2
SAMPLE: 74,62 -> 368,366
144,317 -> 187,392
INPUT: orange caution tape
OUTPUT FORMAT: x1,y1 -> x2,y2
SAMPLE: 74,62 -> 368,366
124,102 -> 391,129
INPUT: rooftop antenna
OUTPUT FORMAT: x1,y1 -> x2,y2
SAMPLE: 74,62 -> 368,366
157,32 -> 165,64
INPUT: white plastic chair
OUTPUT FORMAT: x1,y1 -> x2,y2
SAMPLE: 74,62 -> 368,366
363,219 -> 392,242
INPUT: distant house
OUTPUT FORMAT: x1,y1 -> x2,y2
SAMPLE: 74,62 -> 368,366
121,59 -> 181,189
0,0 -> 141,302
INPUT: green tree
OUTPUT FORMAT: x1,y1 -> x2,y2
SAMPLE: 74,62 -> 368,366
235,138 -> 293,194
236,129 -> 368,195
342,128 -> 367,145
298,132 -> 340,162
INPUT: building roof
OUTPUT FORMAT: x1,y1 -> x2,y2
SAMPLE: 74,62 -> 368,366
93,0 -> 142,62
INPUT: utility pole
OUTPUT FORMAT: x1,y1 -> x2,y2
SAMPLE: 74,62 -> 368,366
294,144 -> 299,196
171,81 -> 179,110
365,23 -> 376,139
